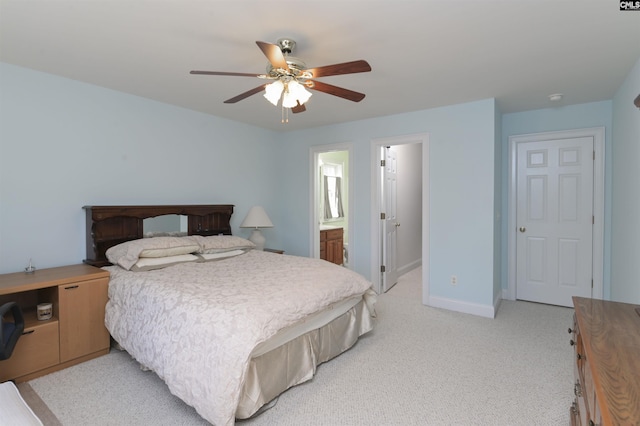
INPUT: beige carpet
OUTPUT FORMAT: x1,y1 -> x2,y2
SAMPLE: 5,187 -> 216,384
28,267 -> 574,425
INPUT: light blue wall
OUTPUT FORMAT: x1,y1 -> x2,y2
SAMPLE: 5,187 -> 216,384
7,55 -> 633,310
611,56 -> 640,304
501,101 -> 613,298
280,99 -> 499,306
0,63 -> 283,273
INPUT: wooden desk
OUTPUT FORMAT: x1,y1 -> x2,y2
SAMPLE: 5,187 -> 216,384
0,264 -> 110,382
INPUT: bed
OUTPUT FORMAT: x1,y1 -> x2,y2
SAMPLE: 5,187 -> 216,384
83,205 -> 376,426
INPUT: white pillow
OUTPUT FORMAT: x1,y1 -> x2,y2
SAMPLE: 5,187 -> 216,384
106,236 -> 200,270
196,249 -> 246,262
191,235 -> 255,254
139,244 -> 200,258
130,254 -> 199,272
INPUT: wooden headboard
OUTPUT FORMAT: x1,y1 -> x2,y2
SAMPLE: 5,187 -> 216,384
83,204 -> 234,266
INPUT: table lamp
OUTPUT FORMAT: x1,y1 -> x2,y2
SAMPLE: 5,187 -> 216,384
240,206 -> 273,250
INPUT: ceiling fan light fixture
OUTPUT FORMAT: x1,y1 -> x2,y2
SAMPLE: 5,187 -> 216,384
288,80 -> 312,105
281,91 -> 298,108
191,38 -> 371,122
282,80 -> 312,108
264,80 -> 284,105
265,79 -> 312,108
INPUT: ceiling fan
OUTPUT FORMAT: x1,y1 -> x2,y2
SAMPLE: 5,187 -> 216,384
190,38 -> 372,118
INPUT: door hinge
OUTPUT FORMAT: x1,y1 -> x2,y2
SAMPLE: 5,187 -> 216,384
592,279 -> 594,289
593,215 -> 595,225
381,212 -> 386,220
381,159 -> 386,167
381,265 -> 386,273
593,151 -> 595,161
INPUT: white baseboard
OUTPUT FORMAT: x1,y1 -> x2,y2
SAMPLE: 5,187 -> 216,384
427,295 -> 498,318
397,259 -> 422,277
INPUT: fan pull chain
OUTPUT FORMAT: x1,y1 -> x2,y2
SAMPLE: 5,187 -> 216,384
281,105 -> 289,123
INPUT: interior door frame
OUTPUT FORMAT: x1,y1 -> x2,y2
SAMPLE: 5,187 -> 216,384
371,133 -> 430,299
310,143 -> 354,267
507,127 -> 605,301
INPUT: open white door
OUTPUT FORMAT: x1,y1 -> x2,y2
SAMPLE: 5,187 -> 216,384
371,132 -> 429,298
382,146 -> 399,292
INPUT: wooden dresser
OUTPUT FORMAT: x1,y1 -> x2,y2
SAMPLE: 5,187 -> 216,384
570,297 -> 640,425
320,227 -> 343,265
0,264 -> 110,382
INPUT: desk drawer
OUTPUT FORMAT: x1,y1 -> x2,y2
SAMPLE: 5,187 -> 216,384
0,320 -> 60,381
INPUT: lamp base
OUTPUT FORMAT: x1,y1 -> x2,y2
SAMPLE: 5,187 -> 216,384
248,229 -> 266,251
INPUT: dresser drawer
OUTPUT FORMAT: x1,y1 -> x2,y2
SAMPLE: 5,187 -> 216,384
0,320 -> 60,381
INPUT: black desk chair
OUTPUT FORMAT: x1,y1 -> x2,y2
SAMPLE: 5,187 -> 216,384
0,302 -> 25,360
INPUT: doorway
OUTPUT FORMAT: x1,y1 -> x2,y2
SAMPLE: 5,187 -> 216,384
371,133 -> 429,298
508,127 -> 605,306
311,144 -> 353,268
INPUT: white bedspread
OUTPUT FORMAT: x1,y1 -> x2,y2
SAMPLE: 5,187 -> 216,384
104,250 -> 375,426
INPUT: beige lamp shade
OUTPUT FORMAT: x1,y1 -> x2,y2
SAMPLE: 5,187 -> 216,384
240,206 -> 274,229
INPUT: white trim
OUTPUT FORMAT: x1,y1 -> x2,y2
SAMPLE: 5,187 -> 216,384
507,127 -> 605,302
370,133 -> 429,299
397,258 -> 422,277
310,143 -> 355,269
427,295 -> 498,319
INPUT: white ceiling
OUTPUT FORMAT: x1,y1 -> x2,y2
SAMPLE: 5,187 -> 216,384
1,0 -> 639,132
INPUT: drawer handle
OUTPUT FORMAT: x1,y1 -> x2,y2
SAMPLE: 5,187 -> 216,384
22,330 -> 35,335
64,285 -> 80,290
568,327 -> 574,334
569,339 -> 576,346
577,353 -> 584,361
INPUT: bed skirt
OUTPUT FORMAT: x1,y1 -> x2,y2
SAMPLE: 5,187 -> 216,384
236,297 -> 373,419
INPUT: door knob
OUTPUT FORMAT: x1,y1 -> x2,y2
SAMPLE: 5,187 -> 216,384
519,227 -> 526,233
395,222 -> 401,227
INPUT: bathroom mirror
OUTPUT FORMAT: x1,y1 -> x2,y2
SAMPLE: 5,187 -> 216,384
322,163 -> 344,220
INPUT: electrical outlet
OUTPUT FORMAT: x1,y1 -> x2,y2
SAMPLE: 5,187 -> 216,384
450,275 -> 457,286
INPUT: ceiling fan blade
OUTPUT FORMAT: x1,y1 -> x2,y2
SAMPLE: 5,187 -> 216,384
306,60 -> 371,78
256,41 -> 290,71
291,102 -> 306,113
308,80 -> 366,102
190,70 -> 261,77
223,85 -> 266,104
